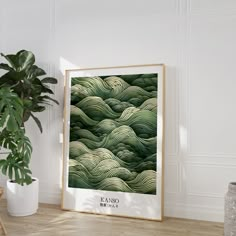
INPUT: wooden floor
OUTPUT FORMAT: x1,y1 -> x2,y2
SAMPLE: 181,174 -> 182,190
0,201 -> 223,236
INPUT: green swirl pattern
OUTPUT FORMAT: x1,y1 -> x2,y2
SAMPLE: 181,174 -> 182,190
69,73 -> 158,195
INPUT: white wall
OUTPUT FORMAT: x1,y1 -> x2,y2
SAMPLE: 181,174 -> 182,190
1,0 -> 236,222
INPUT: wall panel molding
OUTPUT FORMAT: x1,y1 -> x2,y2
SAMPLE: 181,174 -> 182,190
187,14 -> 236,158
183,163 -> 235,199
189,0 -> 236,16
165,67 -> 179,157
165,202 -> 223,222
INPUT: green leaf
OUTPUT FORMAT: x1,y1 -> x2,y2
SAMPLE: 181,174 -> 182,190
24,169 -> 32,175
0,70 -> 26,86
0,160 -> 6,168
8,165 -> 13,180
1,53 -> 19,70
2,162 -> 8,175
25,175 -> 32,185
41,77 -> 58,84
6,115 -> 18,132
0,147 -> 32,185
30,113 -> 43,133
31,106 -> 46,113
40,95 -> 59,105
23,111 -> 31,123
0,110 -> 8,127
1,50 -> 35,72
14,167 -> 19,182
0,63 -> 13,71
27,65 -> 46,77
17,50 -> 35,72
41,86 -> 54,94
15,131 -> 32,164
0,129 -> 32,165
23,99 -> 33,107
0,87 -> 23,131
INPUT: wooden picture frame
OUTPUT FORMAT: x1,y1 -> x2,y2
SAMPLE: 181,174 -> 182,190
62,64 -> 165,221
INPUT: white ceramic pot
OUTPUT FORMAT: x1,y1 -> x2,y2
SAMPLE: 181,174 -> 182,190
7,178 -> 39,216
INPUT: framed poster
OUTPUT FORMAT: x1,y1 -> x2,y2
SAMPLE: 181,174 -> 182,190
62,64 -> 165,221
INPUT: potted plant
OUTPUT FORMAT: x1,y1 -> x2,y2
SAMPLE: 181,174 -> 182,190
0,50 -> 58,216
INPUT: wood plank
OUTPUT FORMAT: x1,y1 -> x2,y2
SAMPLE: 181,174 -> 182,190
0,200 -> 223,236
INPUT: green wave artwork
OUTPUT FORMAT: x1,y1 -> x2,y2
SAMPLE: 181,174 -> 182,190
69,73 -> 158,195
